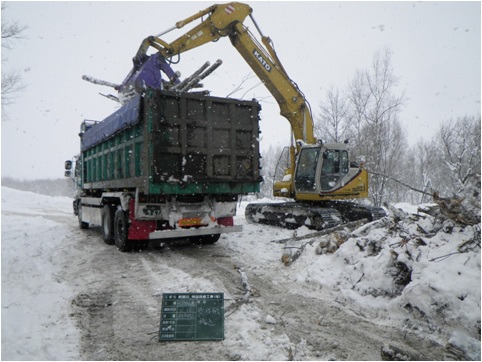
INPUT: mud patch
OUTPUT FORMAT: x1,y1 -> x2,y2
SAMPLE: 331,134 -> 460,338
72,292 -> 113,309
70,291 -> 116,360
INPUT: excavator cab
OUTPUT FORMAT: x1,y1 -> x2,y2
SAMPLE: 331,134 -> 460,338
295,145 -> 351,193
292,143 -> 369,201
320,148 -> 350,190
273,142 -> 368,202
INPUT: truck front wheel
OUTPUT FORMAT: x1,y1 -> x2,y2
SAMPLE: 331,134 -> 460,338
114,209 -> 131,252
101,205 -> 115,245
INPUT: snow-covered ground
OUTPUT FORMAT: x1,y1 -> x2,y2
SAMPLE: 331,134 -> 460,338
1,187 -> 480,360
1,188 -> 80,359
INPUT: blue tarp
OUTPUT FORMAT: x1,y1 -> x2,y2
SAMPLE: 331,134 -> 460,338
81,95 -> 142,151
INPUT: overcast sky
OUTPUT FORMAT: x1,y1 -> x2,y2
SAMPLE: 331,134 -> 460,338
1,1 -> 480,180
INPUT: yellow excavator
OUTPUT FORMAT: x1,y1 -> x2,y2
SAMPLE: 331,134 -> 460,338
131,2 -> 386,230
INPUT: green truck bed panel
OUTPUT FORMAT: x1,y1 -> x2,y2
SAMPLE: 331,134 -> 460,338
81,89 -> 262,195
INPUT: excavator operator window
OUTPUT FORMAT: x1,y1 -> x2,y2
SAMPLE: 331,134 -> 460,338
320,149 -> 349,191
294,147 -> 320,192
274,147 -> 291,182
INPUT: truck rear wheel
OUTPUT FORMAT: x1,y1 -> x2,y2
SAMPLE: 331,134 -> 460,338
114,209 -> 131,252
101,205 -> 115,245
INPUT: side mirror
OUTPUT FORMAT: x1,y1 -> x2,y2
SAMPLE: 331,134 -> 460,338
65,160 -> 72,170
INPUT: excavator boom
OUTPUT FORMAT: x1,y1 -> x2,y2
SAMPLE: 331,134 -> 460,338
138,2 -> 315,146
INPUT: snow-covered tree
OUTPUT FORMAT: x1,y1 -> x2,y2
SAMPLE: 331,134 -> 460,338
425,115 -> 481,224
402,115 -> 480,224
434,115 -> 481,195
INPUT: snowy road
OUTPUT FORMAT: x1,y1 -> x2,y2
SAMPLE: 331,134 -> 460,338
2,187 -> 479,360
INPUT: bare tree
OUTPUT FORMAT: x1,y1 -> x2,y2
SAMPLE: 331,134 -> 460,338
315,86 -> 350,143
258,144 -> 285,199
1,4 -> 26,48
409,139 -> 437,204
358,114 -> 480,213
1,2 -> 27,115
347,48 -> 406,206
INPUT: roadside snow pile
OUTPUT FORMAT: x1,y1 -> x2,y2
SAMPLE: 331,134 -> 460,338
294,203 -> 481,360
1,187 -> 80,360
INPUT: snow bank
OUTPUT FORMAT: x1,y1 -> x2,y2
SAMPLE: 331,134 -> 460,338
291,203 -> 480,358
1,187 -> 80,360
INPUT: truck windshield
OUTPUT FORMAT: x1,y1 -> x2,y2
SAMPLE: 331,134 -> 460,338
294,147 -> 320,192
320,149 -> 349,191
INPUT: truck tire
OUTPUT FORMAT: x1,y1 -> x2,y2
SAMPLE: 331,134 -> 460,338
78,201 -> 89,229
192,234 -> 221,245
114,209 -> 131,252
73,200 -> 78,216
101,205 -> 115,245
132,241 -> 149,251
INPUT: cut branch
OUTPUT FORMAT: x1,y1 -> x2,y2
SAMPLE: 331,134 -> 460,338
235,266 -> 258,302
271,219 -> 368,244
278,219 -> 369,266
367,170 -> 432,197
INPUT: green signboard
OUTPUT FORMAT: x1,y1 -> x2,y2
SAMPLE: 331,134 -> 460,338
159,293 -> 224,341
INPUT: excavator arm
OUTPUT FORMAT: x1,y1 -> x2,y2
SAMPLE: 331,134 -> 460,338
136,2 -> 315,146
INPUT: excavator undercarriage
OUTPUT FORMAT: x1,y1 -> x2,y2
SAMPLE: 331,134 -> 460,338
245,201 -> 386,231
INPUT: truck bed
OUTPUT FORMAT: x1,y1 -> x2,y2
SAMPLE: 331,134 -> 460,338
80,89 -> 262,195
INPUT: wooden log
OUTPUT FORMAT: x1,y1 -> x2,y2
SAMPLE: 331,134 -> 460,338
381,344 -> 424,361
271,219 -> 368,244
170,61 -> 210,91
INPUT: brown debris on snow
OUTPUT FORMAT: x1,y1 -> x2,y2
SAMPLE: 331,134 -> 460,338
432,174 -> 481,226
433,192 -> 480,226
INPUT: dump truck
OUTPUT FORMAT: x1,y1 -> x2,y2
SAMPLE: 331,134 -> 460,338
66,88 -> 261,251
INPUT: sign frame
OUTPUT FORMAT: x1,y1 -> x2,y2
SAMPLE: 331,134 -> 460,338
159,292 -> 224,341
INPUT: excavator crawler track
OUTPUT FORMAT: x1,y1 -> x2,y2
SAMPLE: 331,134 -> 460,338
245,202 -> 343,231
326,201 -> 387,223
245,201 -> 386,231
